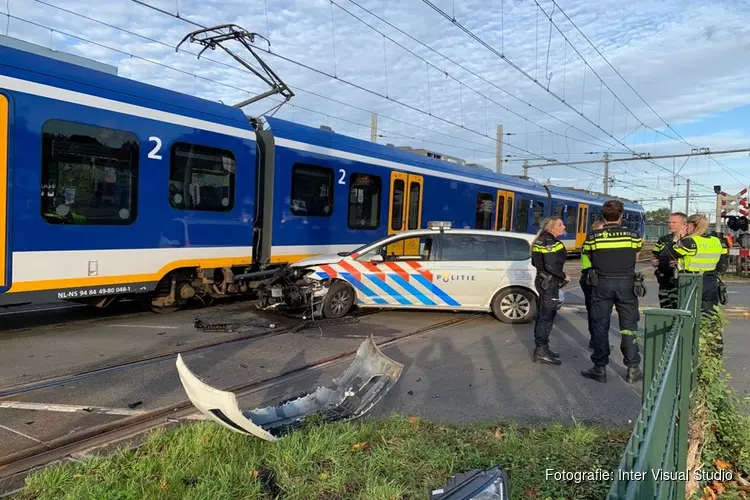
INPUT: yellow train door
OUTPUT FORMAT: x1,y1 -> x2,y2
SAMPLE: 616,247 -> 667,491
576,204 -> 589,249
495,190 -> 514,231
387,171 -> 423,256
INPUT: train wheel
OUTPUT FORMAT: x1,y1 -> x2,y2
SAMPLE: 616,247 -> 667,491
322,281 -> 355,319
151,304 -> 181,314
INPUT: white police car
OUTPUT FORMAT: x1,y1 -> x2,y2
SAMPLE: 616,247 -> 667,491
289,221 -> 564,323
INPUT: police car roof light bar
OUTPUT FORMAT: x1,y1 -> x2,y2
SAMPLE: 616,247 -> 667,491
428,221 -> 452,231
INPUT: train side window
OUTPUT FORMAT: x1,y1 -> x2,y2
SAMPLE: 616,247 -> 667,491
41,119 -> 139,225
590,209 -> 600,227
169,142 -> 235,212
514,198 -> 530,232
391,179 -> 405,230
553,204 -> 564,218
407,181 -> 421,230
566,204 -> 577,231
290,163 -> 334,217
475,192 -> 494,229
532,201 -> 544,227
348,173 -> 381,229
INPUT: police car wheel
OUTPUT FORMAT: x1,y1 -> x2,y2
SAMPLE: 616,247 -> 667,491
491,288 -> 536,324
323,281 -> 355,319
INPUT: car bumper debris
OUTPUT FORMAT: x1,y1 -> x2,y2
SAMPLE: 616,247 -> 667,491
175,335 -> 403,441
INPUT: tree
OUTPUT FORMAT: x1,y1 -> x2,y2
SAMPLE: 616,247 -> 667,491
645,208 -> 671,223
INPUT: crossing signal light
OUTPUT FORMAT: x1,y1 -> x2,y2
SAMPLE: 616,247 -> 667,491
727,215 -> 749,232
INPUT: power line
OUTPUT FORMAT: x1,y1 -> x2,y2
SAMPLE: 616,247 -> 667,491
341,0 -> 622,152
539,0 -> 750,185
29,0 -> 508,157
127,0 -> 556,162
419,0 -> 717,193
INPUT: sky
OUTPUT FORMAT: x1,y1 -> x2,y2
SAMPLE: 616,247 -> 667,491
4,0 -> 750,215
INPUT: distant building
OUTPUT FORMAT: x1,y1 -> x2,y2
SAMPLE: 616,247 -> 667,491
0,34 -> 118,75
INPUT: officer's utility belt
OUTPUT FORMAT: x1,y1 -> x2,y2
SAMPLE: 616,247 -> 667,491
586,270 -> 646,298
680,270 -> 717,275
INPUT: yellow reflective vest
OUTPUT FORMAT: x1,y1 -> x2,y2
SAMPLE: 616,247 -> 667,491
671,234 -> 723,273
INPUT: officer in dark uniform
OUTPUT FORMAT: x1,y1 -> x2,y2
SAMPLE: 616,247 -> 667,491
580,219 -> 605,349
580,200 -> 644,384
652,212 -> 687,309
530,216 -> 569,365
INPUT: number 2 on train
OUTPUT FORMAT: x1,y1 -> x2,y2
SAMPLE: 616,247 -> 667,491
338,169 -> 346,185
148,136 -> 163,160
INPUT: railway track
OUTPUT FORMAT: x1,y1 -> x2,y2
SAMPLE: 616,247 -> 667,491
0,308 -> 377,398
0,311 -> 483,495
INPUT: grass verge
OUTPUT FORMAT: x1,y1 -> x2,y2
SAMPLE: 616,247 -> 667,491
17,415 -> 630,500
688,311 -> 750,499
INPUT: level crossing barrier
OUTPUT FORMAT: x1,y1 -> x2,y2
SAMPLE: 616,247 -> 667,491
608,274 -> 703,499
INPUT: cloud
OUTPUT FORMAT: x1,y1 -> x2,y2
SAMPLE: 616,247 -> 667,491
4,0 -> 750,210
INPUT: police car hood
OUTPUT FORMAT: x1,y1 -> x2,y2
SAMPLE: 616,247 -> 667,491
289,253 -> 344,268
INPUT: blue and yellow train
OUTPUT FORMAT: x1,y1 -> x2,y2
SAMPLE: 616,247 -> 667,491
0,43 -> 644,312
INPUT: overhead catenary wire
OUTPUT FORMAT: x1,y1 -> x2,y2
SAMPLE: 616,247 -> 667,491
538,0 -> 750,185
341,0 -> 621,152
419,0 -> 721,193
126,0 -> 556,162
30,0 -> 512,159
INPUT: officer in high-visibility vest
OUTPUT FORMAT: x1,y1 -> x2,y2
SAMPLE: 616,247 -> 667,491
580,199 -> 644,384
652,212 -> 687,309
580,219 -> 604,350
666,215 -> 728,317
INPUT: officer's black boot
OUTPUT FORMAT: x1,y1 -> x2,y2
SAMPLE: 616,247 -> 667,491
581,364 -> 606,383
625,366 -> 643,384
547,348 -> 560,358
533,346 -> 561,365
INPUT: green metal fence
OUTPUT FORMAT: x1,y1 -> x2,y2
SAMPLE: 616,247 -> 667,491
608,273 -> 703,499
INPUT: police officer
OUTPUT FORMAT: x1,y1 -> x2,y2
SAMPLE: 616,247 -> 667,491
666,215 -> 728,317
580,219 -> 605,349
530,216 -> 569,365
580,200 -> 644,384
652,212 -> 687,309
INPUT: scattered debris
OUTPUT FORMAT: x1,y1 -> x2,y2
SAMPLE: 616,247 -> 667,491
290,315 -> 360,333
175,335 -> 403,441
128,401 -> 142,409
430,466 -> 510,499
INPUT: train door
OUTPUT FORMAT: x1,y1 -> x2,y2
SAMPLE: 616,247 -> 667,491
387,171 -> 423,256
495,190 -> 514,231
576,204 -> 589,249
0,94 -> 9,293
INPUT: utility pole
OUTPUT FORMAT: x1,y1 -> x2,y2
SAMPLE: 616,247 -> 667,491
496,125 -> 503,174
668,195 -> 674,213
603,152 -> 610,195
522,160 -> 529,179
715,187 -> 723,234
685,178 -> 690,214
370,113 -> 377,142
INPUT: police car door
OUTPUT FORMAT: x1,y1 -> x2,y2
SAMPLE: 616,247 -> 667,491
432,233 -> 502,309
353,233 -> 436,308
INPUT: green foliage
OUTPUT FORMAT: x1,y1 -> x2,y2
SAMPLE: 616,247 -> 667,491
694,309 -> 750,480
18,416 -> 629,500
645,207 -> 672,224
